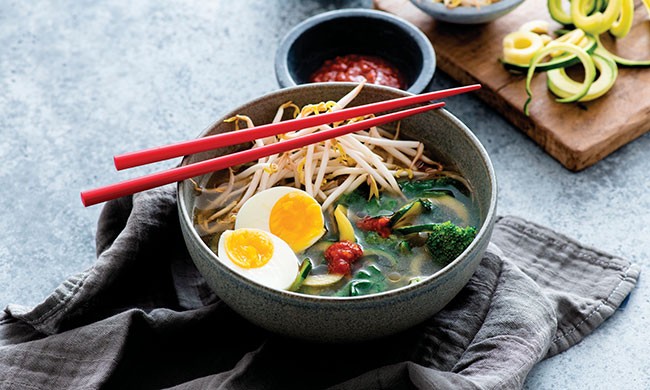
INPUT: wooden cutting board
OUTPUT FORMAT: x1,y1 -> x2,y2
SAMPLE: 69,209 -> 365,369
375,0 -> 650,171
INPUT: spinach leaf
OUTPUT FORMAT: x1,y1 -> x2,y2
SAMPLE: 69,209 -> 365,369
337,187 -> 398,216
364,231 -> 410,256
335,265 -> 387,297
400,177 -> 469,198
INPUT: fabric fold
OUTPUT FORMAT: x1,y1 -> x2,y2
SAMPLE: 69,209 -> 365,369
490,216 -> 641,357
0,187 -> 639,390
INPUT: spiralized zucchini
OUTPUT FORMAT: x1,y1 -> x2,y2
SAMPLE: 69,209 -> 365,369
501,26 -> 597,74
550,0 -> 640,39
571,0 -> 622,35
524,43 -> 596,115
548,0 -> 573,25
547,28 -> 586,57
610,0 -> 635,38
547,53 -> 618,102
502,31 -> 545,65
504,0 -> 650,114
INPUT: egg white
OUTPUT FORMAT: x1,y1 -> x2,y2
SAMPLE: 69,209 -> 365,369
217,228 -> 299,291
235,186 -> 325,252
235,186 -> 300,231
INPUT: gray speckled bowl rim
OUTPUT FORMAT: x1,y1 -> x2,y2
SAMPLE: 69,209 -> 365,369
177,82 -> 497,307
274,8 -> 436,94
409,0 -> 525,24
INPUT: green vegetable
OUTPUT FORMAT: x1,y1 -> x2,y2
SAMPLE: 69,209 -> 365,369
363,231 -> 394,246
289,258 -> 313,291
609,0 -> 634,38
502,30 -> 546,66
337,188 -> 398,216
393,224 -> 441,235
362,231 -> 407,264
334,204 -> 356,242
524,42 -> 596,115
397,240 -> 411,255
400,177 -> 469,197
571,0 -> 621,35
425,221 -> 477,266
548,0 -> 606,25
335,265 -> 387,297
302,272 -> 344,288
389,198 -> 432,227
501,35 -> 597,73
547,52 -> 618,101
395,221 -> 477,264
554,28 -> 573,36
548,0 -> 574,25
501,54 -> 578,73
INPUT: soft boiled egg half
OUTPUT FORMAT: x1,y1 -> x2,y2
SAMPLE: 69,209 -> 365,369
235,187 -> 326,253
217,228 -> 299,291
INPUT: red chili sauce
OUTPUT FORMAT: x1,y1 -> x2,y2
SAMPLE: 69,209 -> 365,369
356,216 -> 392,238
324,240 -> 364,275
309,54 -> 406,90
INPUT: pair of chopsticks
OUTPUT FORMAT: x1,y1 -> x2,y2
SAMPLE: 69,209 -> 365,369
80,84 -> 481,207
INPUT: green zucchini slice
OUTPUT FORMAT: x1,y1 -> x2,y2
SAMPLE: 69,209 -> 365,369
289,258 -> 313,291
502,31 -> 546,66
571,0 -> 622,35
610,0 -> 634,38
547,53 -> 618,101
548,0 -> 573,25
524,42 -> 596,115
389,199 -> 431,228
393,224 -> 437,235
502,34 -> 597,73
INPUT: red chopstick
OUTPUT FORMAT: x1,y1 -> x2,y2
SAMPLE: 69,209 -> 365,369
80,101 -> 445,207
113,84 -> 481,170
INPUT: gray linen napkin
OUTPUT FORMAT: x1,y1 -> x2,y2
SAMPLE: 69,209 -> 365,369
0,186 -> 639,390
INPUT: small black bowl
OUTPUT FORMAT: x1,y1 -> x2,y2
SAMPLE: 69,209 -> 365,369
275,8 -> 436,94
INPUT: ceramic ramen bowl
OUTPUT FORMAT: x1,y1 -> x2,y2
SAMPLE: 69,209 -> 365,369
177,83 -> 497,342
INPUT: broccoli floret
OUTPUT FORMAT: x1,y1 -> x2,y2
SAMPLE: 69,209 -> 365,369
425,221 -> 477,265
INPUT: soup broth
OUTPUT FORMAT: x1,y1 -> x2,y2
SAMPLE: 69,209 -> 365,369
299,178 -> 478,296
193,173 -> 479,297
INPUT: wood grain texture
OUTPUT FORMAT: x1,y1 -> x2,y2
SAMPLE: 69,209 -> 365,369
375,0 -> 650,171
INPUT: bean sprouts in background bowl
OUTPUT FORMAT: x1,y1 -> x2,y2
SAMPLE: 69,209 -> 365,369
434,0 -> 501,8
410,0 -> 524,24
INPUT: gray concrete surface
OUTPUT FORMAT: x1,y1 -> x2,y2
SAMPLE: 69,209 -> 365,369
1,1 -> 647,388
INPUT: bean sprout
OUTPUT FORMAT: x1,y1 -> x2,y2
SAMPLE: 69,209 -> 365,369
193,83 -> 448,230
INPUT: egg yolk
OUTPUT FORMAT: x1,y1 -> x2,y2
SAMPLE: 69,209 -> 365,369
224,229 -> 274,269
269,192 -> 324,253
